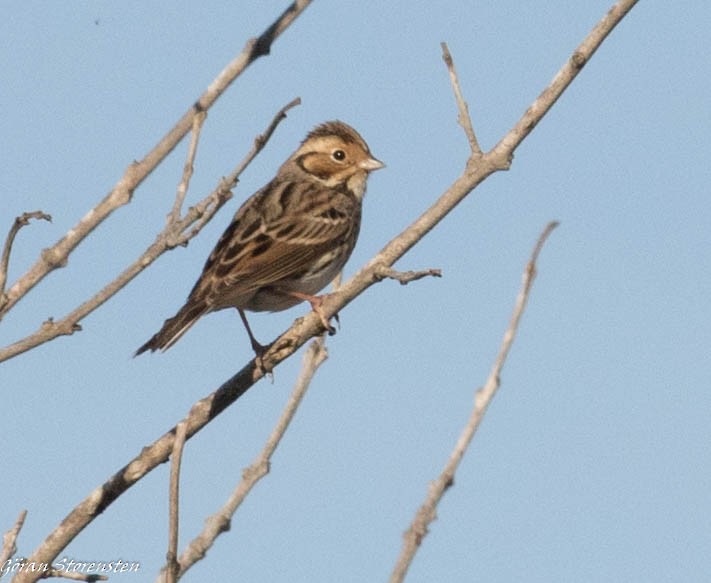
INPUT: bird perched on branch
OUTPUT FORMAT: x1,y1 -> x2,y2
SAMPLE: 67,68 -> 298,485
136,120 -> 383,357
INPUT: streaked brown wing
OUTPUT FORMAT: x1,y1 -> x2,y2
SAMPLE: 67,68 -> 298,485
222,190 -> 357,287
190,179 -> 358,305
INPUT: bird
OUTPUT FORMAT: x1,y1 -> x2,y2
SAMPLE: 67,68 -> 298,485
135,120 -> 383,357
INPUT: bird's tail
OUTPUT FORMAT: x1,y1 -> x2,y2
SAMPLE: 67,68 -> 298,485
134,301 -> 209,356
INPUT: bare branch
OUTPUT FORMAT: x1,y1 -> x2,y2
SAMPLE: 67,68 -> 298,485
389,221 -> 559,583
374,266 -> 442,285
0,213 -> 51,305
165,422 -> 188,583
493,0 -> 638,160
11,0 -> 635,576
0,0 -> 312,322
1,509 -> 27,567
159,338 -> 329,581
0,98 -> 300,363
440,42 -> 480,154
169,112 -> 207,225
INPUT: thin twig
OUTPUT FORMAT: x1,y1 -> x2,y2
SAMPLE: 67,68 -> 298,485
389,221 -> 559,583
0,510 -> 28,568
155,338 -> 328,582
169,111 -> 207,225
12,1 -> 636,577
178,96 -> 302,245
440,42 -> 481,154
0,0 -> 312,323
165,422 -> 188,583
0,213 -> 51,305
374,266 -> 442,285
0,98 -> 300,363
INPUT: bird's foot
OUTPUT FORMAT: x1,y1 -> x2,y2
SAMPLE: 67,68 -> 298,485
288,291 -> 337,335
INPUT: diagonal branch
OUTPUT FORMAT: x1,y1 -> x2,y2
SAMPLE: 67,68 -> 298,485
0,0 -> 312,323
492,0 -> 638,158
11,1 -> 637,580
389,222 -> 559,583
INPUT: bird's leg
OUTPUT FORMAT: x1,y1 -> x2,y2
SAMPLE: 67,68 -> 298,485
237,308 -> 268,357
287,291 -> 337,335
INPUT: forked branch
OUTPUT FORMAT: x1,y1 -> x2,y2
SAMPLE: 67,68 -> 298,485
156,338 -> 329,582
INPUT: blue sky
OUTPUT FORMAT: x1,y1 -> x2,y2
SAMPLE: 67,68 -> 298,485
2,1 -> 710,581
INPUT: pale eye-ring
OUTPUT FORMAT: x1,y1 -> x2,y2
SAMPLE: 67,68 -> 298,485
332,149 -> 346,162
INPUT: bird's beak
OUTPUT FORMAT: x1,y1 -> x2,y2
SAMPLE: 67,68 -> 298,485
359,157 -> 385,171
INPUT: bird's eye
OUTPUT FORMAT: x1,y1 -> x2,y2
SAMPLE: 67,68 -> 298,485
332,149 -> 346,162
